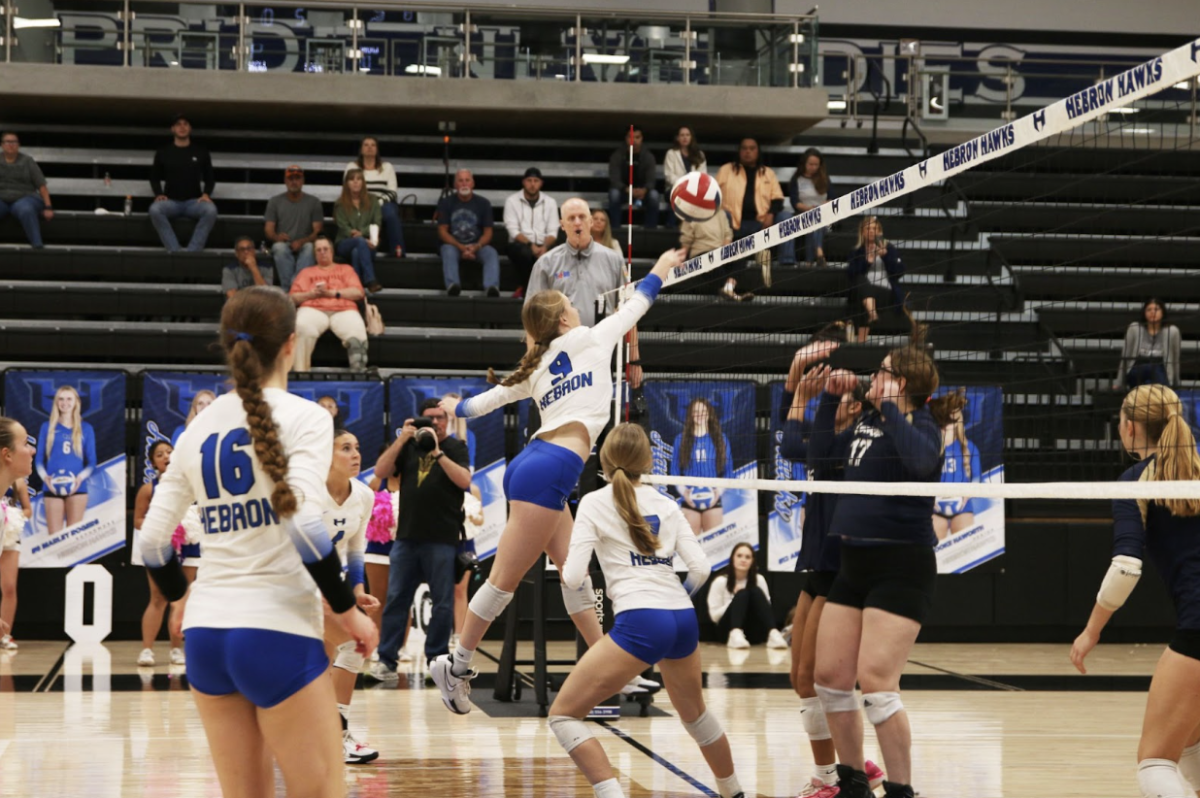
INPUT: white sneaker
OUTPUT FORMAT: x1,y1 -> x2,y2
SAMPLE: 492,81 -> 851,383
343,730 -> 380,764
0,635 -> 17,651
169,647 -> 186,666
727,628 -> 750,649
767,628 -> 790,650
398,646 -> 413,663
449,633 -> 461,651
369,648 -> 380,663
620,675 -> 662,695
137,648 -> 155,666
429,654 -> 476,714
365,661 -> 399,683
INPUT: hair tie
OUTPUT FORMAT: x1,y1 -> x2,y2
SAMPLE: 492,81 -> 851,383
230,330 -> 254,342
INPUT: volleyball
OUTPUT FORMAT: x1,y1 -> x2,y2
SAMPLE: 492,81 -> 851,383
49,472 -> 77,496
688,486 -> 716,510
670,172 -> 721,223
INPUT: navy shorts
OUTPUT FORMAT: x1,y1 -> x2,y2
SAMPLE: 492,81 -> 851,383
503,439 -> 585,510
185,627 -> 329,709
610,608 -> 700,664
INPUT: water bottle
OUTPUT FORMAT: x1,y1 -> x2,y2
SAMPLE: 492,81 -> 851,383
103,172 -> 112,188
124,196 -> 132,216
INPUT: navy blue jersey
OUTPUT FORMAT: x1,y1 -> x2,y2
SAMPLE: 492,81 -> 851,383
1113,456 -> 1200,631
811,393 -> 942,547
781,418 -> 841,572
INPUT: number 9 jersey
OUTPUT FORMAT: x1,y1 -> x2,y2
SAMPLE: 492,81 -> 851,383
139,389 -> 336,641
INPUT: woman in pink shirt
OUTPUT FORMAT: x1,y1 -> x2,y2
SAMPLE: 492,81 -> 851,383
289,236 -> 369,371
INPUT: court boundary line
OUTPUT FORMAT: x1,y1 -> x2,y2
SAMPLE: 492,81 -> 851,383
597,720 -> 719,798
906,659 -> 1025,692
32,644 -> 68,693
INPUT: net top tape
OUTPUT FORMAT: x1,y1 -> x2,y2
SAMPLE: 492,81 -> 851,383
610,37 -> 1200,303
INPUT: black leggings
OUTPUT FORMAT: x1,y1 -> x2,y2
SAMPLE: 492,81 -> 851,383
717,586 -> 775,644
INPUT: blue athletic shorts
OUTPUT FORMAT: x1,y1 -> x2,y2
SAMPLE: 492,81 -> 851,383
503,439 -> 585,510
609,608 -> 700,664
185,627 -> 329,709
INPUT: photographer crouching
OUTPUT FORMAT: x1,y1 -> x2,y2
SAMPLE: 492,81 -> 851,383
367,398 -> 472,682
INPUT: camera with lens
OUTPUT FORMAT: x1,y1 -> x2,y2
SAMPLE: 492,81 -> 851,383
411,416 -> 438,452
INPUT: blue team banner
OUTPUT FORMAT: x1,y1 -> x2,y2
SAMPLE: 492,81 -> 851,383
3,370 -> 127,567
389,377 -> 506,561
140,371 -> 229,484
645,380 -> 757,571
288,379 -> 386,480
767,382 -> 808,572
932,385 -> 1005,574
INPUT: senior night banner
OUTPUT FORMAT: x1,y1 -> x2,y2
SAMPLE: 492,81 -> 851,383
931,385 -> 1005,574
644,380 -> 757,571
389,377 -> 506,561
4,370 -> 127,567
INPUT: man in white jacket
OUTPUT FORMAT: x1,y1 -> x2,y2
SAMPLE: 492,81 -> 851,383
503,167 -> 559,298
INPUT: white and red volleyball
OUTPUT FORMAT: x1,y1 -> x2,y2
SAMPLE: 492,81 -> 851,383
670,172 -> 721,223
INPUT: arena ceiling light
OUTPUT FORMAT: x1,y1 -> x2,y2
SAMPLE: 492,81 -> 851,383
582,53 -> 630,65
405,64 -> 441,76
13,17 -> 61,28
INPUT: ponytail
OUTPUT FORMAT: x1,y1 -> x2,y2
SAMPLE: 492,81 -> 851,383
488,290 -> 568,387
1155,411 -> 1200,517
599,423 -> 657,556
611,467 -> 657,556
489,340 -> 550,387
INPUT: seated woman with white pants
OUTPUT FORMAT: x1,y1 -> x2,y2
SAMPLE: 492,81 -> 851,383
288,236 -> 369,371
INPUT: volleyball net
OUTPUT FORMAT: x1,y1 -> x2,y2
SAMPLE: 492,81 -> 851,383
598,38 -> 1200,571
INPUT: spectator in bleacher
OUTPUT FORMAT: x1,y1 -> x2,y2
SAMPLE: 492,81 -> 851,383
526,198 -> 625,328
663,126 -> 707,230
437,169 -> 500,298
289,236 -> 370,371
680,206 -> 732,262
0,132 -> 53,249
334,169 -> 383,294
847,216 -> 905,343
607,127 -> 659,230
264,165 -> 324,291
348,136 -> 405,259
777,147 -> 829,267
1116,298 -> 1181,389
148,114 -> 217,253
502,167 -> 559,299
590,209 -> 622,257
222,236 -> 275,300
715,138 -> 783,302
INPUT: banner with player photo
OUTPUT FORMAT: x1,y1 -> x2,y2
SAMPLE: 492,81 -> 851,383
644,380 -> 758,571
3,369 -> 128,567
389,377 -> 507,561
766,381 -> 809,572
287,379 -> 386,482
932,385 -> 1005,574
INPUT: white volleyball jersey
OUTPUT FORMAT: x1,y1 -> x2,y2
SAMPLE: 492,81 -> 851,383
325,477 -> 374,580
457,283 -> 655,446
139,389 -> 334,640
564,484 -> 710,616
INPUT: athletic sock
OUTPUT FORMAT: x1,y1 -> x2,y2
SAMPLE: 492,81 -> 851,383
716,773 -> 743,798
337,703 -> 350,731
592,777 -> 624,798
814,763 -> 838,786
452,643 -> 475,677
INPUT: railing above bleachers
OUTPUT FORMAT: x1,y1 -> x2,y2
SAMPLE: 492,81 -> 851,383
2,0 -> 819,89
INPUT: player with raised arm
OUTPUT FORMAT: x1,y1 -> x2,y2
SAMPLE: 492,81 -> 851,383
1071,384 -> 1200,798
323,428 -> 381,765
428,247 -> 686,715
139,286 -> 378,798
551,423 -> 744,798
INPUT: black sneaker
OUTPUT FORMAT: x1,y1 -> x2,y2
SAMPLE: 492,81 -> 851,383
447,283 -> 461,297
835,764 -> 872,798
883,781 -> 915,798
485,286 -> 500,298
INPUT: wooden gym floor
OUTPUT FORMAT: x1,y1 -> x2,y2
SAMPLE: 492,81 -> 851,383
0,640 -> 1165,797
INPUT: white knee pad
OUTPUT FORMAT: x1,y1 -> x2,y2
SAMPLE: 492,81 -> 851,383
799,696 -> 831,741
468,580 -> 515,623
1179,744 -> 1200,791
814,683 -> 861,714
562,574 -> 596,616
549,715 -> 594,753
862,691 -> 904,726
682,710 -> 725,748
333,640 -> 364,674
1138,758 -> 1193,798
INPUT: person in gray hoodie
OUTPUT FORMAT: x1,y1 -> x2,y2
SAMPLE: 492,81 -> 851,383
0,132 -> 53,248
1116,298 -> 1181,389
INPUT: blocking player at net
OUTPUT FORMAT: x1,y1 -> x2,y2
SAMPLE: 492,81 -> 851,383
429,247 -> 685,715
1071,384 -> 1200,798
550,423 -> 744,798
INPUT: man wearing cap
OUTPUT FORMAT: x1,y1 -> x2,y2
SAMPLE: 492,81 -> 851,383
148,114 -> 218,252
265,165 -> 325,290
502,167 -> 558,298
